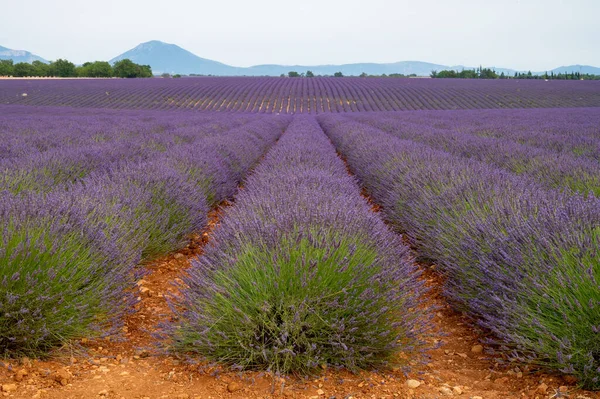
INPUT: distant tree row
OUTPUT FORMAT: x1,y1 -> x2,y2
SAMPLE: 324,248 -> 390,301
514,70 -> 600,80
282,71 -> 424,78
431,66 -> 500,79
0,59 -> 152,78
359,72 -> 418,78
283,70 -> 344,78
431,66 -> 600,80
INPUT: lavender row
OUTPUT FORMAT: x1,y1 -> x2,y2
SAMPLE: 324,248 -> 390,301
318,115 -> 600,388
170,116 -> 428,373
1,78 -> 599,113
351,112 -> 600,196
0,110 -> 276,195
0,113 -> 290,357
370,108 -> 600,161
0,105 -> 254,160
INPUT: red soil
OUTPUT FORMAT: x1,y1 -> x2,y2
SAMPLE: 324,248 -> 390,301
1,203 -> 598,399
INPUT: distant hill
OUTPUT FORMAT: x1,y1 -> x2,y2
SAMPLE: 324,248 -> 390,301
109,40 -> 241,76
0,45 -> 47,64
245,61 -> 456,77
550,65 -> 600,75
108,41 -> 600,77
2,40 -> 599,77
107,42 -> 471,76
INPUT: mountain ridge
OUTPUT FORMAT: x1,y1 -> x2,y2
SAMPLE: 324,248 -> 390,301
0,45 -> 48,64
2,41 -> 599,77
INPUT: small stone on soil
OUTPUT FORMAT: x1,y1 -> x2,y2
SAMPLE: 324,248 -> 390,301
1,384 -> 17,393
15,369 -> 28,382
471,344 -> 483,353
227,381 -> 241,393
406,379 -> 421,389
54,368 -> 71,386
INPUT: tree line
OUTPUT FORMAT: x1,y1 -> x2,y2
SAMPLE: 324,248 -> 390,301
283,71 -> 419,78
513,70 -> 600,80
284,71 -> 344,78
0,58 -> 152,78
431,66 -> 600,80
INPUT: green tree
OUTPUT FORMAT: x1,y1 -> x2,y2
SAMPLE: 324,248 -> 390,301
113,59 -> 152,78
288,71 -> 300,78
84,61 -> 113,77
333,71 -> 344,77
0,60 -> 14,76
49,59 -> 76,77
13,62 -> 35,77
139,64 -> 152,78
305,70 -> 314,77
479,68 -> 498,79
436,70 -> 458,78
458,69 -> 478,79
31,61 -> 49,77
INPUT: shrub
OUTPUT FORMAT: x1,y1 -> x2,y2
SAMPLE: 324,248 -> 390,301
319,115 -> 600,388
170,117 -> 428,374
0,188 -> 137,356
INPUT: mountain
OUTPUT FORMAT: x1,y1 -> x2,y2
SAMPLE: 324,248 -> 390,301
550,65 -> 600,75
0,45 -> 47,63
2,40 -> 599,77
109,42 -> 600,76
108,42 -> 459,76
109,40 -> 241,75
244,61 -> 453,77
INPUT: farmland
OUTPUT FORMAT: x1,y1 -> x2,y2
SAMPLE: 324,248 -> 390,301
1,77 -> 600,112
1,78 -> 600,398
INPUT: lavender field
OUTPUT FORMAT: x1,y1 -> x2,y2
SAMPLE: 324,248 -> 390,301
1,77 -> 600,112
1,79 -> 600,389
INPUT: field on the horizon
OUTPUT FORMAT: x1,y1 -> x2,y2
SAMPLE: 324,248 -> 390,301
2,77 -> 600,397
2,77 -> 600,112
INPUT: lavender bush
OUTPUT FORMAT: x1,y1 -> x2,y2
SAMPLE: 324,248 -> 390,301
97,162 -> 210,261
0,109 -> 289,356
170,117 -> 428,374
351,111 -> 600,196
319,115 -> 600,388
0,188 -> 138,356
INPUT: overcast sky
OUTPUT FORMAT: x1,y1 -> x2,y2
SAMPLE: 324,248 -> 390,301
1,0 -> 598,70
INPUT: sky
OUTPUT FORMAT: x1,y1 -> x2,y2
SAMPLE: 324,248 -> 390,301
1,0 -> 599,70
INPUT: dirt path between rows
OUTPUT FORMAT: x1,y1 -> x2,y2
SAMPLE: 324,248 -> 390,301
1,170 -> 599,399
